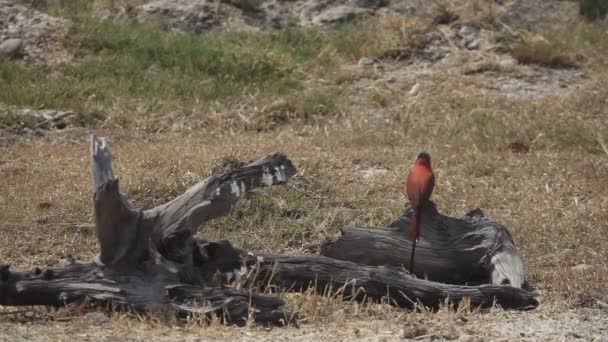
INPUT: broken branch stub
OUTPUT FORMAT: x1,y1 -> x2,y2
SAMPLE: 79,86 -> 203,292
90,135 -> 145,268
143,153 -> 297,263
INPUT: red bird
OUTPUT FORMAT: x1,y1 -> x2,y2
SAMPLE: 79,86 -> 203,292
405,151 -> 435,274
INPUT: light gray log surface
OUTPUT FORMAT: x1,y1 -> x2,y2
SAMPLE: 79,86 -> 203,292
144,153 -> 296,263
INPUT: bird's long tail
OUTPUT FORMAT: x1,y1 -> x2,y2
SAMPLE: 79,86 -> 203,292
410,207 -> 421,241
409,206 -> 421,274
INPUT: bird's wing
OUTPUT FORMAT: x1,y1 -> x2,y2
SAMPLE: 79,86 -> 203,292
421,172 -> 435,202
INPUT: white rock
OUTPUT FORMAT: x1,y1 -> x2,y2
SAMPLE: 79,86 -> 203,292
171,119 -> 185,131
312,6 -> 370,25
408,83 -> 420,96
0,38 -> 23,57
458,335 -> 477,342
357,166 -> 388,179
357,56 -> 376,67
465,38 -> 481,50
571,264 -> 593,272
459,25 -> 476,37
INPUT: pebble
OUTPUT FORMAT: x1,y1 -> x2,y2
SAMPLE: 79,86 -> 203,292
357,166 -> 388,179
0,38 -> 23,57
465,38 -> 481,50
311,6 -> 370,25
408,83 -> 420,96
459,25 -> 476,37
357,56 -> 376,67
458,334 -> 476,342
571,264 -> 594,272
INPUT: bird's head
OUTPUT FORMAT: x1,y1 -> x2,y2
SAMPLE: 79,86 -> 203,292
417,151 -> 431,160
415,151 -> 432,168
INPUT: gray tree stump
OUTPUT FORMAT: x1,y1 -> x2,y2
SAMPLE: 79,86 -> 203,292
321,204 -> 529,288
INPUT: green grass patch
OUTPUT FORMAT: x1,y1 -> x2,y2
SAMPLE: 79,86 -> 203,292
0,14 -> 383,115
580,0 -> 608,20
1,21 -> 314,110
1,1 -> 436,117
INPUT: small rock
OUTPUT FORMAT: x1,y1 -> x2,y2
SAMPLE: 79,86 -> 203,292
39,109 -> 59,121
593,335 -> 608,342
312,6 -> 370,25
0,38 -> 23,57
465,38 -> 481,50
171,119 -> 185,131
459,25 -> 476,37
499,56 -> 517,67
357,166 -> 388,179
458,335 -> 477,342
83,312 -> 110,325
408,83 -> 420,96
357,56 -> 376,67
571,264 -> 594,272
596,299 -> 608,309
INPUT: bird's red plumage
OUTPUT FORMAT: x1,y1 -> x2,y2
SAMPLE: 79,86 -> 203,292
405,156 -> 435,240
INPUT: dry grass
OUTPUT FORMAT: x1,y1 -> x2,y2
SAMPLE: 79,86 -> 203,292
2,1 -> 608,340
511,40 -> 577,69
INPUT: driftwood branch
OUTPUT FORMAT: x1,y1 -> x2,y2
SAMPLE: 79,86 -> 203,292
0,135 -> 538,327
144,153 -> 296,264
321,204 -> 528,288
0,135 -> 297,325
244,254 -> 537,310
0,262 -> 292,325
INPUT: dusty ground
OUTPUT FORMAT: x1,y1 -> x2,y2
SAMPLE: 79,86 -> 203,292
1,0 -> 608,341
0,306 -> 606,341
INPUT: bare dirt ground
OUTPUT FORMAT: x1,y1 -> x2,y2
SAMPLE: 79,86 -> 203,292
1,0 -> 608,341
0,307 -> 606,341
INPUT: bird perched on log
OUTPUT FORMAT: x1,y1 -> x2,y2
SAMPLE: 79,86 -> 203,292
405,151 -> 435,274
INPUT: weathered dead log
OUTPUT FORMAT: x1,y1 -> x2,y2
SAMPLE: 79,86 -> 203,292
0,262 -> 292,325
0,135 -> 297,325
244,254 -> 538,311
321,204 -> 528,288
0,135 -> 537,326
